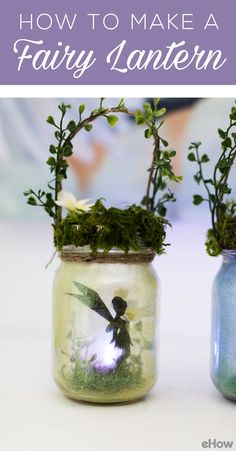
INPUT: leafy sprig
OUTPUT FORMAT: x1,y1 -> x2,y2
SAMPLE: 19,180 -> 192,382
24,99 -> 130,226
24,98 -> 182,254
188,102 -> 236,256
135,99 -> 182,217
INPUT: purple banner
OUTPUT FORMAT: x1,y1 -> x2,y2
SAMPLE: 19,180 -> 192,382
0,0 -> 234,85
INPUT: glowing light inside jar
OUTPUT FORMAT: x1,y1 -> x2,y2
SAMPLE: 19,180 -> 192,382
82,333 -> 123,372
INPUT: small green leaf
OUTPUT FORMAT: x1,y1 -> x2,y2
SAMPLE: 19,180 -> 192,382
157,204 -> 167,217
107,115 -> 118,126
194,173 -> 201,184
79,104 -> 85,115
193,194 -> 204,205
23,190 -> 32,196
173,175 -> 183,183
27,196 -> 37,206
153,108 -> 166,118
160,138 -> 168,148
47,157 -> 56,166
163,151 -> 170,159
217,159 -> 230,169
201,154 -> 210,163
143,103 -> 153,114
218,128 -> 226,139
188,152 -> 196,161
67,120 -> 77,132
58,103 -> 71,113
230,110 -> 236,121
63,146 -> 73,157
61,159 -> 69,168
84,123 -> 93,132
118,98 -> 125,108
157,120 -> 165,130
46,192 -> 54,202
46,116 -> 56,126
153,98 -> 160,108
135,110 -> 145,125
49,145 -> 56,154
144,128 -> 152,139
66,141 -> 73,150
55,131 -> 60,141
221,137 -> 232,148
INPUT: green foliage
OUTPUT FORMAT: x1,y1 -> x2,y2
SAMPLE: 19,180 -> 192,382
193,194 -> 204,205
24,99 -> 132,226
135,99 -> 182,216
54,200 -> 168,255
23,189 -> 55,218
188,102 -> 236,256
24,98 -> 181,254
106,115 -> 118,126
205,229 -> 222,257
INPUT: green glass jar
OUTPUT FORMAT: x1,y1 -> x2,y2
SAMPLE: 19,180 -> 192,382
52,246 -> 158,403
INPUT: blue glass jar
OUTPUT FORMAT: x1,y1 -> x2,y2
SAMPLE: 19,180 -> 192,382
211,250 -> 236,400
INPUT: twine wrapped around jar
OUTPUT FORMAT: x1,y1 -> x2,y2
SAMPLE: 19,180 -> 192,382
60,247 -> 156,264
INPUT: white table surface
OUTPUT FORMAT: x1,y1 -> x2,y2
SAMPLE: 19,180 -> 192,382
0,220 -> 235,451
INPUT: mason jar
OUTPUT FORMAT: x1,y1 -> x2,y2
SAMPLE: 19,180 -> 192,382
52,246 -> 158,403
211,250 -> 236,400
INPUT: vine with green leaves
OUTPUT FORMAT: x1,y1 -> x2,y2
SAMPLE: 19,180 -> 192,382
188,102 -> 236,256
24,98 -> 129,224
135,99 -> 182,217
24,98 -> 181,255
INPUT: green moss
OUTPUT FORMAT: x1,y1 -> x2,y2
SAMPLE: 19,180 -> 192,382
206,210 -> 236,256
62,358 -> 143,394
219,215 -> 236,250
205,229 -> 222,257
54,200 -> 168,255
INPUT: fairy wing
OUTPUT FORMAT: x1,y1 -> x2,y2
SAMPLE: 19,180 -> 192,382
67,281 -> 113,322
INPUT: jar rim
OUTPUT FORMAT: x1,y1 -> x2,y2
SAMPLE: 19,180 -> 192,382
62,245 -> 154,255
222,249 -> 236,257
60,245 -> 156,263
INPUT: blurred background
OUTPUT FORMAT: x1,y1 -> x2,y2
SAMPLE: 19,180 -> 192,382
0,97 -> 235,221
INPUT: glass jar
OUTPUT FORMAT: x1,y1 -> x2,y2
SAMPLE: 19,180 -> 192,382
211,250 -> 236,400
52,246 -> 158,403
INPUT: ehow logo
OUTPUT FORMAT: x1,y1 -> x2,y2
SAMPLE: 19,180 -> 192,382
202,439 -> 234,449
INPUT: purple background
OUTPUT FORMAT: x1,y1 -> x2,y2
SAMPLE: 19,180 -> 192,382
0,0 -> 234,85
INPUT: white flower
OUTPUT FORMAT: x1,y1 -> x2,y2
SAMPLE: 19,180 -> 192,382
55,191 -> 93,212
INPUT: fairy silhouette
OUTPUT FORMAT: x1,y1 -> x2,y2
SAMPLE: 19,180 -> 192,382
67,281 -> 132,363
